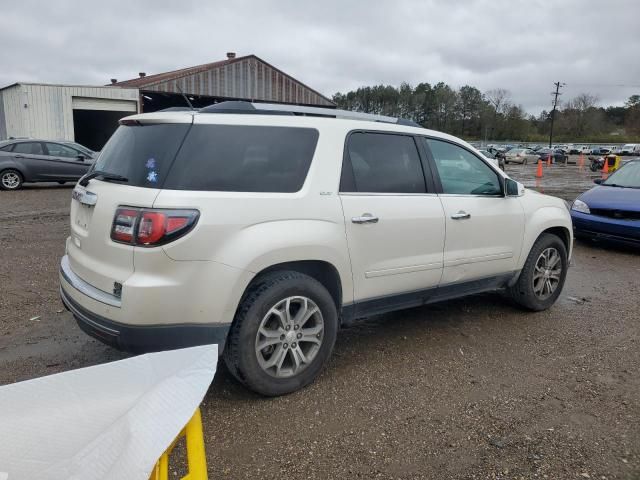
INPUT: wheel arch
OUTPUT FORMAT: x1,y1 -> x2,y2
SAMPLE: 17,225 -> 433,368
518,206 -> 573,269
249,260 -> 343,309
540,226 -> 571,254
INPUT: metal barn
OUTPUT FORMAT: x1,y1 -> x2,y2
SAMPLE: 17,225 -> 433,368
113,52 -> 335,112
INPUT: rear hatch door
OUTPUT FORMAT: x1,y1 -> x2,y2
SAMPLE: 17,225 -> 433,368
67,117 -> 192,294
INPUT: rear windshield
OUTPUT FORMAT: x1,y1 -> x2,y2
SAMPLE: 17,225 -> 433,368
92,124 -> 191,187
93,123 -> 319,192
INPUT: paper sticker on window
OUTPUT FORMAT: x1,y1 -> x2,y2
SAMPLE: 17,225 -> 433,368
147,171 -> 158,183
145,158 -> 156,169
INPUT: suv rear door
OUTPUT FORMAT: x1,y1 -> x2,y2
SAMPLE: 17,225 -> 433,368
10,141 -> 49,180
339,131 -> 445,309
423,138 -> 524,286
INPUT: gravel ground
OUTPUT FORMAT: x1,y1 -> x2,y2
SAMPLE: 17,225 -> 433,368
0,176 -> 638,479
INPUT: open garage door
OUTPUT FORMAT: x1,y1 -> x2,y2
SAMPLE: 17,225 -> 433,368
72,97 -> 138,151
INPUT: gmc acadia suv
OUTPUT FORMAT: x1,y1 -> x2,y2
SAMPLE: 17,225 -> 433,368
60,101 -> 572,396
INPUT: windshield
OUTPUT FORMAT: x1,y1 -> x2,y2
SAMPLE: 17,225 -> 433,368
603,161 -> 640,188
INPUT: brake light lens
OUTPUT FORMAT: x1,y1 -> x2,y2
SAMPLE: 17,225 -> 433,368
111,208 -> 199,247
112,209 -> 138,243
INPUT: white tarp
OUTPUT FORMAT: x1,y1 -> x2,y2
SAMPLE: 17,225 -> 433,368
0,344 -> 218,480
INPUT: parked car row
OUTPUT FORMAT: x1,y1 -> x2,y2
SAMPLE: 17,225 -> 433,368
474,143 -> 640,158
0,139 -> 97,190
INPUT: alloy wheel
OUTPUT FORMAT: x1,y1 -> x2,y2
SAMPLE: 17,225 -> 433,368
532,247 -> 562,299
1,172 -> 20,189
255,296 -> 324,378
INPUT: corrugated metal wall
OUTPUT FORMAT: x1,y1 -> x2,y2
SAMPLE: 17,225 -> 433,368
0,84 -> 139,141
143,57 -> 334,107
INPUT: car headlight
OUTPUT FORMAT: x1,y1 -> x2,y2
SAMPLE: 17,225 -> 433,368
571,199 -> 590,214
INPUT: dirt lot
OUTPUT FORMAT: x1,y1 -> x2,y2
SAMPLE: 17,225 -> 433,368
1,168 -> 639,479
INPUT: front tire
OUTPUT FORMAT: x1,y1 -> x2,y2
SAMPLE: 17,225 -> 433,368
509,233 -> 568,311
0,169 -> 23,190
224,271 -> 338,396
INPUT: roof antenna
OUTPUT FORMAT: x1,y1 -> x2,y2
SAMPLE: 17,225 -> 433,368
175,84 -> 194,110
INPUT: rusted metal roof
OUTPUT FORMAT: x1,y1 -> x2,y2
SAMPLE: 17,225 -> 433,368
112,54 -> 334,106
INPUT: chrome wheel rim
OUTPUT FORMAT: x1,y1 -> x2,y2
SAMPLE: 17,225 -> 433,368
533,247 -> 562,300
1,172 -> 20,189
255,296 -> 324,378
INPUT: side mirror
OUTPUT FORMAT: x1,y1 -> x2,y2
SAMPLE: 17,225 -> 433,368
76,155 -> 85,161
505,178 -> 525,197
593,178 -> 603,184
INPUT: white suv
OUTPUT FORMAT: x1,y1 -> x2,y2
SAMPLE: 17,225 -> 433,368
60,102 -> 573,396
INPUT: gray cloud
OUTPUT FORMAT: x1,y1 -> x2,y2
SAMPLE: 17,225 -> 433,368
1,0 -> 638,114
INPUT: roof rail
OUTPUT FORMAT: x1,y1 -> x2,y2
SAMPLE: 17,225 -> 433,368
198,101 -> 422,127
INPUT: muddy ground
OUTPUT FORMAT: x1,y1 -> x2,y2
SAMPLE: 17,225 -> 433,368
0,165 -> 638,479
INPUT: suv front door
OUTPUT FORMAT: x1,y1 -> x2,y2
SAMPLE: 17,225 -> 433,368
339,131 -> 445,313
424,138 -> 525,287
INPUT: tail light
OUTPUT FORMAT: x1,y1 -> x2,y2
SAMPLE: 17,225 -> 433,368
111,207 -> 199,247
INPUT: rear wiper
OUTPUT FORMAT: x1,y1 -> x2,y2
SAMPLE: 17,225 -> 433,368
603,183 -> 627,188
79,170 -> 128,187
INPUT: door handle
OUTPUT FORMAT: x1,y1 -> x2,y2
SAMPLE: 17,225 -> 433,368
14,155 -> 24,159
451,211 -> 471,220
352,213 -> 379,224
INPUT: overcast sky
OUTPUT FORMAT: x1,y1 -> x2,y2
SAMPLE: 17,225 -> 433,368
1,0 -> 639,114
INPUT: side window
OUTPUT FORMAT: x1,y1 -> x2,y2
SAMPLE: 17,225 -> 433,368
425,138 -> 502,196
0,144 -> 13,152
45,143 -> 80,158
341,132 -> 426,193
12,142 -> 44,155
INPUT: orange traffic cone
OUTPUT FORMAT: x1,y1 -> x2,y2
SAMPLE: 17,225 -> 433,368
536,159 -> 543,178
547,154 -> 551,166
602,157 -> 609,174
578,152 -> 584,169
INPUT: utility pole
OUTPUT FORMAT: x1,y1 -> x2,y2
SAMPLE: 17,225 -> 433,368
548,81 -> 565,148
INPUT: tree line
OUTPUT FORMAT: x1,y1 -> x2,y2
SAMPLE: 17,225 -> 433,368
332,84 -> 640,143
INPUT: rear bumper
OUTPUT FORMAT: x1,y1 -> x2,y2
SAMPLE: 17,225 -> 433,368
60,285 -> 231,354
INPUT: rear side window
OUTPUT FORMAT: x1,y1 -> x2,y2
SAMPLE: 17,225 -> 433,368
12,142 -> 44,155
340,132 -> 426,193
164,125 -> 319,192
0,144 -> 13,152
92,124 -> 191,187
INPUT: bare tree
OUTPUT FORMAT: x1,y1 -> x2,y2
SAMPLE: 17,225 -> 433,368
485,89 -> 511,139
565,93 -> 600,137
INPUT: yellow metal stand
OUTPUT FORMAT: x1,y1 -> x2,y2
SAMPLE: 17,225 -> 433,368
149,408 -> 208,480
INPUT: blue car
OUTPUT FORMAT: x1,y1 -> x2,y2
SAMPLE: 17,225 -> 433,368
571,160 -> 640,245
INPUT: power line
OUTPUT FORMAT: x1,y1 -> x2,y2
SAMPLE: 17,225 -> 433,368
567,83 -> 640,89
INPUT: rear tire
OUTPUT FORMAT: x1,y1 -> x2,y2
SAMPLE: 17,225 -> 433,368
0,169 -> 23,190
224,270 -> 338,396
509,233 -> 568,311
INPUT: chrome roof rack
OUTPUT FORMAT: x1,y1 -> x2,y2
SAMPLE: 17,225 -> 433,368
198,101 -> 422,127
